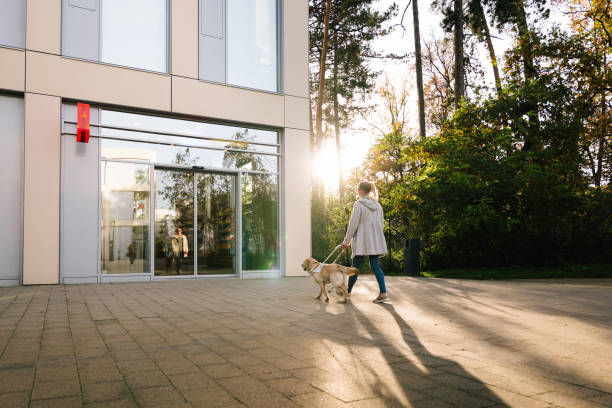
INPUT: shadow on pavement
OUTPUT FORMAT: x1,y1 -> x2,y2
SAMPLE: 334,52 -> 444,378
316,300 -> 505,407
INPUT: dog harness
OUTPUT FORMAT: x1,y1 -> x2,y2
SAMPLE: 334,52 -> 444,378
310,245 -> 346,274
310,262 -> 324,274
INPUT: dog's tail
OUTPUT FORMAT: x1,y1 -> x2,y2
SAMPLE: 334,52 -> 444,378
345,267 -> 359,276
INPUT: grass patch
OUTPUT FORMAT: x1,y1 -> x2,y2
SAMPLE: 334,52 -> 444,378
419,263 -> 612,280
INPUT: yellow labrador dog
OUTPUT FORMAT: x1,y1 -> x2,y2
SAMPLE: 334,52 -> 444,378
301,257 -> 359,303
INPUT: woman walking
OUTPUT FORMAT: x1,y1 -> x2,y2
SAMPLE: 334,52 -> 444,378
341,181 -> 389,303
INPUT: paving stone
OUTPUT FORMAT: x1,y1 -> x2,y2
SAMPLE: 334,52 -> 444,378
79,365 -> 123,384
217,376 -> 300,408
265,356 -> 313,370
0,391 -> 30,408
587,392 -> 612,407
348,397 -> 419,408
116,359 -> 158,374
31,378 -> 81,400
241,362 -> 294,381
224,353 -> 266,368
168,372 -> 215,391
35,364 -> 79,382
188,352 -> 227,366
486,385 -> 554,408
423,385 -> 499,407
281,387 -> 344,406
291,367 -> 377,402
202,363 -> 247,379
131,385 -> 187,407
29,396 -> 83,408
265,377 -> 317,397
84,398 -> 139,408
182,384 -> 243,407
534,391 -> 608,408
82,381 -> 131,403
0,368 -> 34,392
123,369 -> 170,389
157,358 -> 200,375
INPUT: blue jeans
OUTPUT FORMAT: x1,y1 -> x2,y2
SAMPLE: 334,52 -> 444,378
348,255 -> 387,294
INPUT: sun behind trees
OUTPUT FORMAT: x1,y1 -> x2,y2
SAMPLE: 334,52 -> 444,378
309,0 -> 611,274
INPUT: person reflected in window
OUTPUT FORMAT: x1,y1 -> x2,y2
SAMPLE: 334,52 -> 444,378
172,227 -> 189,274
127,243 -> 136,265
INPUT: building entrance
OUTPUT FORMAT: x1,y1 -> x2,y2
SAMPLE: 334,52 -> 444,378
153,168 -> 237,277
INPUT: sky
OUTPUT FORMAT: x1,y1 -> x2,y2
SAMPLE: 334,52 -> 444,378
314,0 -> 570,191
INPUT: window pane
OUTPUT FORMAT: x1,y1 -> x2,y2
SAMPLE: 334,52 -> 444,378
227,0 -> 277,92
100,128 -> 278,154
101,0 -> 167,72
0,95 -> 23,283
0,0 -> 26,48
242,173 -> 279,270
101,139 -> 278,173
154,169 -> 195,276
101,110 -> 278,145
101,161 -> 151,274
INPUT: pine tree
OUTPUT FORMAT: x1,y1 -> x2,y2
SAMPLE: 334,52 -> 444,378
310,0 -> 396,196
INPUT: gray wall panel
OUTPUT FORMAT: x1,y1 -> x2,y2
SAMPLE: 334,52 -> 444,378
0,95 -> 23,286
0,0 -> 26,48
61,135 -> 100,279
62,0 -> 100,61
101,275 -> 150,283
199,0 -> 226,83
63,276 -> 97,284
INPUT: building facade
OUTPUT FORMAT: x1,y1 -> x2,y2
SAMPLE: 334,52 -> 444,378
0,0 -> 311,285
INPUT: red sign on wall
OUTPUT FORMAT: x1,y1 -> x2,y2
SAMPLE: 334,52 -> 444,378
77,103 -> 90,143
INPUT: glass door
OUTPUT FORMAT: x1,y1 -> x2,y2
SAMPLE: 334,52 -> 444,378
196,173 -> 237,276
153,168 -> 195,276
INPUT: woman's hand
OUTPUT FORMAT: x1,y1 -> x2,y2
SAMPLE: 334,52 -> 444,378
341,244 -> 348,251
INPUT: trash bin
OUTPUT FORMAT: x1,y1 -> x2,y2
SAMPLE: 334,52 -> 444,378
404,238 -> 420,276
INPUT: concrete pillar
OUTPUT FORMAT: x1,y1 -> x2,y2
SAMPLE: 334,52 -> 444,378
172,0 -> 199,79
26,0 -> 61,55
23,93 -> 61,285
283,128 -> 311,276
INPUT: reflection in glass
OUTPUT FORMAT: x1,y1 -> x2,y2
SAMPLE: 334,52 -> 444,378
100,161 -> 150,274
100,128 -> 278,154
101,0 -> 168,72
101,140 -> 278,173
197,173 -> 236,275
227,0 -> 278,92
154,169 -> 195,276
242,173 -> 279,270
101,110 -> 278,145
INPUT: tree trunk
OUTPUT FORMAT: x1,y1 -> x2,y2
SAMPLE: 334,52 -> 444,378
412,0 -> 426,139
333,96 -> 344,198
454,0 -> 464,109
315,0 -> 332,153
332,40 -> 344,198
514,1 -> 539,151
476,1 -> 501,93
515,2 -> 535,80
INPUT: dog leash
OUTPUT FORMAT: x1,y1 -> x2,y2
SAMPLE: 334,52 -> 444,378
312,245 -> 346,274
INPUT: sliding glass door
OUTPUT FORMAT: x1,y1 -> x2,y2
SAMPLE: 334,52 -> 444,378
153,168 -> 236,277
196,173 -> 236,275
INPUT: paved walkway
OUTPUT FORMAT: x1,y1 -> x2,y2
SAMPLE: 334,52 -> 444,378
0,277 -> 611,408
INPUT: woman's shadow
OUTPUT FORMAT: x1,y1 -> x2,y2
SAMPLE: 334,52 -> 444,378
339,302 -> 504,407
